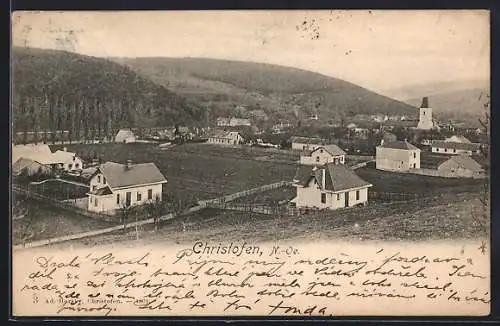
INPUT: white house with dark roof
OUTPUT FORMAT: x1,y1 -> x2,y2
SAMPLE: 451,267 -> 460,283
115,129 -> 137,143
291,162 -> 372,210
431,140 -> 481,156
300,144 -> 346,166
290,136 -> 327,151
87,161 -> 168,214
376,139 -> 421,172
207,131 -> 244,145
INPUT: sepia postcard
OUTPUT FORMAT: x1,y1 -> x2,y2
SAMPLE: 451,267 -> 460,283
10,10 -> 491,317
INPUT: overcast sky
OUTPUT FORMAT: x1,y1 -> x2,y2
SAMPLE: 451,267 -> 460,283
11,10 -> 490,94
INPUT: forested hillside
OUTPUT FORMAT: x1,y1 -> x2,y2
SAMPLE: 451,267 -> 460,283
114,57 -> 418,122
12,47 -> 205,139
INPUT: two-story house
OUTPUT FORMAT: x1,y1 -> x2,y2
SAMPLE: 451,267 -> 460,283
87,161 -> 168,214
299,144 -> 346,166
376,139 -> 421,172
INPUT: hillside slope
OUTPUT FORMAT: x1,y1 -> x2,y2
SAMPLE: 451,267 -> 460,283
113,57 -> 417,123
404,88 -> 490,116
12,47 -> 205,134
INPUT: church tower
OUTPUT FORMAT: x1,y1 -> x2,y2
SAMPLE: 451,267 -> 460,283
417,97 -> 433,130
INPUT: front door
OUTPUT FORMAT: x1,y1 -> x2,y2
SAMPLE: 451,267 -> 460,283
125,192 -> 131,207
344,192 -> 349,207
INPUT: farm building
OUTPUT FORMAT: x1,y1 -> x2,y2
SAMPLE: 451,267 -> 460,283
207,131 -> 245,145
300,144 -> 346,166
51,149 -> 84,171
216,117 -> 251,127
12,144 -> 52,165
416,154 -> 486,179
291,163 -> 372,210
376,139 -> 421,172
431,140 -> 481,156
12,157 -> 51,177
290,136 -> 328,151
444,135 -> 472,143
115,129 -> 137,143
87,161 -> 168,214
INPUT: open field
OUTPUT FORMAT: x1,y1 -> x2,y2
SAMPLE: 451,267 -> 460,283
50,143 -> 298,204
12,197 -> 118,246
356,166 -> 485,195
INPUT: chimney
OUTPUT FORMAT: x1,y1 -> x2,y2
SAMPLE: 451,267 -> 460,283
63,147 -> 67,152
125,159 -> 133,170
321,167 -> 326,190
420,97 -> 429,108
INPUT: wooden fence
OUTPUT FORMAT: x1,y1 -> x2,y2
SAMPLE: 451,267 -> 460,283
200,181 -> 292,208
12,186 -> 116,222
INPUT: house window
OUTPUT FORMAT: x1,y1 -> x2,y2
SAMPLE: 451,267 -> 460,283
68,164 -> 73,169
137,192 -> 142,202
321,193 -> 326,204
453,149 -> 456,153
116,194 -> 120,205
93,185 -> 97,191
336,194 -> 340,201
356,190 -> 360,200
413,163 -> 416,168
98,175 -> 101,183
103,177 -> 106,184
436,148 -> 439,152
445,148 -> 448,153
95,198 -> 98,207
75,163 -> 79,169
413,152 -> 416,158
148,189 -> 153,200
320,149 -> 323,153
90,197 -> 93,204
316,156 -> 320,162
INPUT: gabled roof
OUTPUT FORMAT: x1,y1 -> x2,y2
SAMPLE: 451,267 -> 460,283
378,140 -> 420,150
445,135 -> 471,143
438,155 -> 484,172
431,140 -> 481,151
52,150 -> 79,162
88,186 -> 113,196
304,144 -> 346,157
294,163 -> 372,192
290,136 -> 326,145
115,129 -> 135,138
209,130 -> 242,139
12,157 -> 46,175
95,161 -> 167,189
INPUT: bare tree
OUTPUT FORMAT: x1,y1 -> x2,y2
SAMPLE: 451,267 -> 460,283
144,195 -> 165,230
119,202 -> 135,230
472,92 -> 490,249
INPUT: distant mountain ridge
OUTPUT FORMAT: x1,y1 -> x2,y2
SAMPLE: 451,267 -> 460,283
112,57 -> 418,123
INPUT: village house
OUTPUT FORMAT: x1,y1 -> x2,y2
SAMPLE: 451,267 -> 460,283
290,136 -> 328,151
12,157 -> 52,177
376,139 -> 421,172
207,131 -> 245,145
444,135 -> 472,143
115,129 -> 137,143
300,144 -> 346,166
382,132 -> 397,142
216,117 -> 251,127
12,145 -> 83,172
418,154 -> 486,179
87,161 -> 168,214
291,163 -> 372,210
351,127 -> 370,139
431,140 -> 481,156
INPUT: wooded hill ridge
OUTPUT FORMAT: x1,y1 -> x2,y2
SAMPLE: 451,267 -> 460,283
113,57 -> 419,122
12,47 -> 206,136
12,47 -> 420,137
